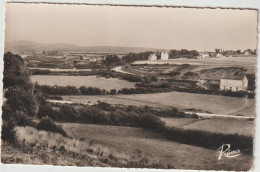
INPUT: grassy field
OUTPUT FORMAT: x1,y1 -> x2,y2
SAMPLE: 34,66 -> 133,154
133,56 -> 256,74
31,75 -> 136,90
61,123 -> 253,171
134,56 -> 256,66
2,126 -> 164,168
159,117 -> 254,137
63,91 -> 255,116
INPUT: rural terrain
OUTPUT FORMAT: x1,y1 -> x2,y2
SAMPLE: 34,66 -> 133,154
1,42 -> 256,171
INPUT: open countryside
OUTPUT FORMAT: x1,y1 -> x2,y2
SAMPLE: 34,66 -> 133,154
61,123 -> 253,171
63,91 -> 255,117
2,4 -> 257,171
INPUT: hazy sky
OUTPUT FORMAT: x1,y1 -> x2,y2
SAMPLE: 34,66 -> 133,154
4,3 -> 258,51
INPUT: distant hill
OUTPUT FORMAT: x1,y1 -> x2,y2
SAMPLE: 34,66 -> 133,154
4,41 -> 165,55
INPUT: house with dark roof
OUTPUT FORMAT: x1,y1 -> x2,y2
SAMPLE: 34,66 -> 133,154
219,74 -> 248,92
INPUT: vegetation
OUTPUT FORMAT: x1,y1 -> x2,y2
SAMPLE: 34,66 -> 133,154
37,118 -> 68,137
37,101 -> 252,152
102,55 -> 122,66
122,51 -> 153,63
168,49 -> 199,59
2,52 -> 39,139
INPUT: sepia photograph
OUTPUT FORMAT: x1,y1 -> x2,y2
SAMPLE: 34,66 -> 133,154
1,2 -> 257,171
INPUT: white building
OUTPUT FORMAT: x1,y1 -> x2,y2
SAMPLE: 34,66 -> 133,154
216,53 -> 224,58
148,54 -> 157,61
197,52 -> 209,59
160,51 -> 169,60
220,74 -> 248,92
244,51 -> 250,56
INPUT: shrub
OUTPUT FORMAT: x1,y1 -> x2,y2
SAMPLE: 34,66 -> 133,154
2,104 -> 14,121
37,118 -> 68,137
1,121 -> 16,143
110,89 -> 117,95
15,111 -> 37,127
37,103 -> 55,119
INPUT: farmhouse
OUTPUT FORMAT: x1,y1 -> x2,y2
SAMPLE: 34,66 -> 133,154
244,51 -> 250,56
160,51 -> 169,60
197,52 -> 209,59
148,54 -> 157,61
216,53 -> 223,58
219,74 -> 248,92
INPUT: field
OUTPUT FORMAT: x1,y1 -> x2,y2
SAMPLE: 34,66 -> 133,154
159,117 -> 254,137
31,75 -> 136,90
61,123 -> 253,171
133,56 -> 256,74
63,91 -> 255,116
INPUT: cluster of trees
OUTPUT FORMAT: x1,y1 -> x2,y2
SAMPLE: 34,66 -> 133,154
218,49 -> 256,56
122,51 -> 154,63
2,52 -> 40,143
168,49 -> 199,58
2,52 -> 67,143
102,55 -> 123,66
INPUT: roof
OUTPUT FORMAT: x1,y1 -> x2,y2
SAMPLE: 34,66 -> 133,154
221,73 -> 246,80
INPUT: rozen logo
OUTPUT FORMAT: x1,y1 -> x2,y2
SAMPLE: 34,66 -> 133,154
217,144 -> 241,160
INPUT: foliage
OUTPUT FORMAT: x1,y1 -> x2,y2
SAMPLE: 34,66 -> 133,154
122,51 -> 153,63
168,49 -> 199,59
15,111 -> 37,127
5,87 -> 38,117
102,55 -> 122,66
3,52 -> 31,90
1,120 -> 16,143
37,117 -> 68,137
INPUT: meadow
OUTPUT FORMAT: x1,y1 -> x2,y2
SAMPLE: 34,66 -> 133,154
133,56 -> 256,74
159,117 -> 254,137
61,123 -> 253,171
63,91 -> 255,117
31,75 -> 136,90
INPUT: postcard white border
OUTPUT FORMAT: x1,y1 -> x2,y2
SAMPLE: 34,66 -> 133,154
0,0 -> 259,172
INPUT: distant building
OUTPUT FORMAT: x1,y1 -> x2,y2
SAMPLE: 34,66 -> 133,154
160,51 -> 169,60
148,54 -> 157,61
216,53 -> 224,58
209,52 -> 217,58
244,51 -> 250,56
220,74 -> 248,92
197,52 -> 209,59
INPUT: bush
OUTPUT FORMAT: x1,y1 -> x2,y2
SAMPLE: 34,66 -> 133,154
2,104 -> 14,121
37,118 -> 68,137
15,111 -> 37,127
1,121 -> 16,143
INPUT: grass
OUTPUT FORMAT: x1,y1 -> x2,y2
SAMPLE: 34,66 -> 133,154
133,56 -> 256,67
159,117 -> 254,137
1,126 -> 165,168
30,75 -> 136,90
63,91 -> 255,117
61,123 -> 253,171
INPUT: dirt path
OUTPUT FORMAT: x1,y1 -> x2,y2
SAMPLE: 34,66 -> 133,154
225,97 -> 248,115
112,66 -> 133,75
196,82 -> 208,90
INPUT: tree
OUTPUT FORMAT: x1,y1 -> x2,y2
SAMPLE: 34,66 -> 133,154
103,55 -> 122,66
3,52 -> 39,118
110,89 -> 117,95
169,49 -> 180,58
3,52 -> 31,90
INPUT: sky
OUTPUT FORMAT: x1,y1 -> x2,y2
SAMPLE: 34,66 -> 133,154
4,3 -> 258,51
